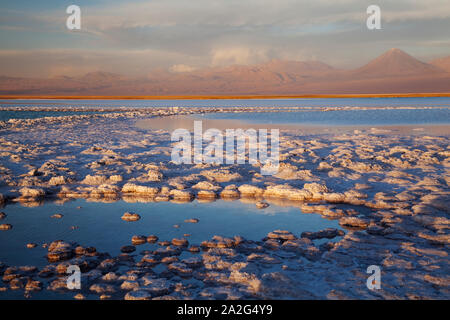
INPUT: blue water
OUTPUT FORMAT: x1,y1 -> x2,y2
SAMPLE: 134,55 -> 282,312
1,97 -> 450,108
0,110 -> 111,122
1,97 -> 449,125
0,199 -> 341,267
199,109 -> 450,126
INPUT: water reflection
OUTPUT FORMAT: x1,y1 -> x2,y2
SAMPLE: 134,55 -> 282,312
0,198 -> 342,267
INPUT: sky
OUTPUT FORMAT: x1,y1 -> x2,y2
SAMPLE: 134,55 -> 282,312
0,0 -> 450,77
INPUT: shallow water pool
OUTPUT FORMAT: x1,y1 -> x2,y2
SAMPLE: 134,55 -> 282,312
199,108 -> 450,126
0,199 -> 341,268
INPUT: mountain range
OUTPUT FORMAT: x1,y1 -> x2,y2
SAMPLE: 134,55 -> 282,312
1,48 -> 450,96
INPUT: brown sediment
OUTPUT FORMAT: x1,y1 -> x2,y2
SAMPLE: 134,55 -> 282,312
1,92 -> 450,100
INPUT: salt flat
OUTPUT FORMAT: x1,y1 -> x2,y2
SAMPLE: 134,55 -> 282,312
0,106 -> 448,299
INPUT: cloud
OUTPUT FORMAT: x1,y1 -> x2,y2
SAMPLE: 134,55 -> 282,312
0,49 -> 200,77
169,64 -> 196,73
211,47 -> 269,66
0,0 -> 449,76
81,0 -> 450,29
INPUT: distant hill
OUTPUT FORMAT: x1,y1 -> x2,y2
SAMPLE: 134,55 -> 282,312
1,49 -> 450,96
352,48 -> 444,78
430,56 -> 450,72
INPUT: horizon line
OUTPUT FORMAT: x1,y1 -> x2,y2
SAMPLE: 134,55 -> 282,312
1,93 -> 450,100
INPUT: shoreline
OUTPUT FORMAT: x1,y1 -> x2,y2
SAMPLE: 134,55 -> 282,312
1,92 -> 450,100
